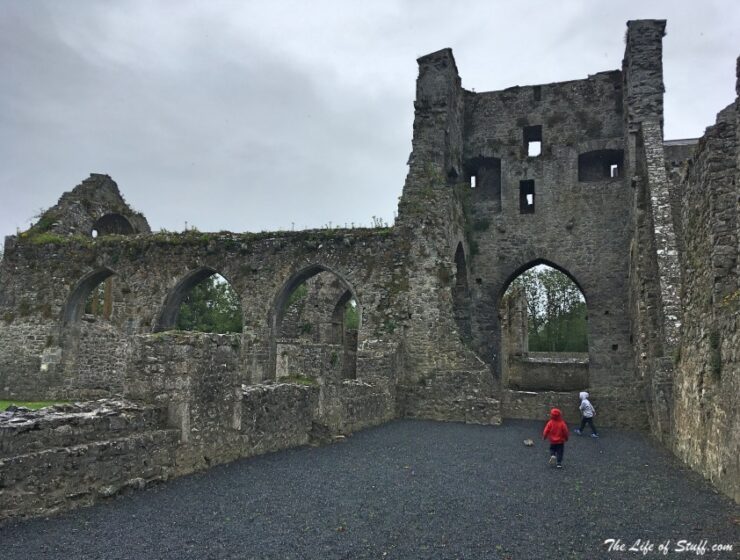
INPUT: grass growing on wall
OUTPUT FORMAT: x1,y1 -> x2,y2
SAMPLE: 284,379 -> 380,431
0,400 -> 67,411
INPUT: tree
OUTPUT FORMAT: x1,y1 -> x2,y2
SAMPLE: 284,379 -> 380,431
509,265 -> 587,352
176,275 -> 242,333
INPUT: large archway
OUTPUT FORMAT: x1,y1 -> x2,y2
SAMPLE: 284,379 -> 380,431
155,267 -> 242,333
271,265 -> 361,382
498,261 -> 589,391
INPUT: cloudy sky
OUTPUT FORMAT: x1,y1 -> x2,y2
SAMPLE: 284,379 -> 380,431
1,1 -> 738,239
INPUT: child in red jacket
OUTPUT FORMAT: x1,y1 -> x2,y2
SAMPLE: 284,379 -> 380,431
542,408 -> 569,468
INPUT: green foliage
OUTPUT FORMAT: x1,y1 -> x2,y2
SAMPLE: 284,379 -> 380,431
287,283 -> 308,307
510,266 -> 588,352
176,275 -> 243,334
344,302 -> 359,330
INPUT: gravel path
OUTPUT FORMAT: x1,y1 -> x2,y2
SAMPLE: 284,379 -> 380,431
2,419 -> 738,559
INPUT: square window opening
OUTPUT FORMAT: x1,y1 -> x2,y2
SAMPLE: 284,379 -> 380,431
519,180 -> 535,214
523,125 -> 543,158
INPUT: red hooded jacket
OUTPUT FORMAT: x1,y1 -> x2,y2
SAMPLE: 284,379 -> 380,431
542,408 -> 569,444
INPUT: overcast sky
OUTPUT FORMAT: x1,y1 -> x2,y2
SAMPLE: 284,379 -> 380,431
1,1 -> 738,239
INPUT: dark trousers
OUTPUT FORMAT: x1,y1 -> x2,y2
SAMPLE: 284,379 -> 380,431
580,416 -> 598,434
549,443 -> 564,465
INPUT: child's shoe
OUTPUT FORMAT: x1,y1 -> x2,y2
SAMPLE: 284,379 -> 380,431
591,433 -> 599,438
556,464 -> 563,469
548,455 -> 557,466
574,429 -> 582,435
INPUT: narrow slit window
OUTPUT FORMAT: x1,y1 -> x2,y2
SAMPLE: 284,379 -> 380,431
523,125 -> 543,158
610,164 -> 619,178
470,175 -> 477,188
519,180 -> 535,214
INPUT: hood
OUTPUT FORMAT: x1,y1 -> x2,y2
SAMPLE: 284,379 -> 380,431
549,408 -> 562,420
579,391 -> 589,401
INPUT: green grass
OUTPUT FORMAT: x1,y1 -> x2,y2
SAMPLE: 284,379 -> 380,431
0,400 -> 67,411
277,375 -> 318,386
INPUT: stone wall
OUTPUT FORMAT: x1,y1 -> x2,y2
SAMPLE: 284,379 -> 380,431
0,400 -> 178,522
671,64 -> 739,502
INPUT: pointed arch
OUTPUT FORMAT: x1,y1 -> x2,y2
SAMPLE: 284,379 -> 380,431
271,264 -> 359,333
63,268 -> 116,325
498,258 -> 588,307
155,266 -> 218,332
270,264 -> 361,380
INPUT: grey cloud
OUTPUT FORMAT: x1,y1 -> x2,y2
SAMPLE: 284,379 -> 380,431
1,0 -> 738,239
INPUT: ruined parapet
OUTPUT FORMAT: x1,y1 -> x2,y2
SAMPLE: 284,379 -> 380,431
21,174 -> 150,239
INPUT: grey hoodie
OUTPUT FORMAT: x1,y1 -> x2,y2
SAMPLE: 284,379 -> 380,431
579,391 -> 595,418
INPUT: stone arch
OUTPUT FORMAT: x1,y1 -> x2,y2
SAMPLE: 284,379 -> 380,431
498,258 -> 589,308
270,264 -> 362,380
62,268 -> 116,325
91,213 -> 135,237
154,267 -> 242,332
498,259 -> 590,391
272,264 -> 359,333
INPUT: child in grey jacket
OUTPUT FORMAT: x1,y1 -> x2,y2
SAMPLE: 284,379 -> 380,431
575,391 -> 599,438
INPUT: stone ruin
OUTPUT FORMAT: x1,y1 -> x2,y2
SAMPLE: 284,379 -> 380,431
0,20 -> 737,520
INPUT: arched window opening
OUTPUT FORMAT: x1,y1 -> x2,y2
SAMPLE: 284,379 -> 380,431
91,214 -> 134,237
63,268 -> 116,325
452,243 -> 473,343
274,267 -> 360,381
500,263 -> 589,391
155,268 -> 242,333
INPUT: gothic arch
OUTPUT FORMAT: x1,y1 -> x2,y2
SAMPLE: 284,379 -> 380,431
62,268 -> 116,325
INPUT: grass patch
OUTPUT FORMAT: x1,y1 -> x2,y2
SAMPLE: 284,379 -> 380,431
0,400 -> 67,411
277,375 -> 318,386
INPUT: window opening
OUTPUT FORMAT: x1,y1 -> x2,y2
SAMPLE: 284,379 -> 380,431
523,125 -> 543,158
578,150 -> 624,182
519,180 -> 535,214
470,175 -> 476,188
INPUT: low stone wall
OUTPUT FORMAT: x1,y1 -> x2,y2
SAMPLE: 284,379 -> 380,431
319,379 -> 396,433
502,386 -> 649,431
240,383 -> 319,455
0,400 -> 178,522
399,370 -> 501,425
276,341 -> 347,381
506,354 -> 589,392
0,400 -> 165,459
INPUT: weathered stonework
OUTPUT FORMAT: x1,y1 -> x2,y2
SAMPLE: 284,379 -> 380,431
1,19 -> 738,520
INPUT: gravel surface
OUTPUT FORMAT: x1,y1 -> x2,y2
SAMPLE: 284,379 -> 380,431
2,419 -> 738,559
